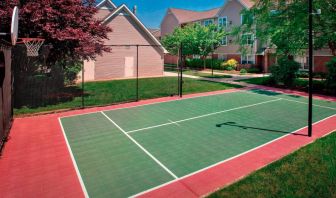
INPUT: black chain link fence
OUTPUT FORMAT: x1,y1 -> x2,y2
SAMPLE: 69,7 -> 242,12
13,45 -> 182,116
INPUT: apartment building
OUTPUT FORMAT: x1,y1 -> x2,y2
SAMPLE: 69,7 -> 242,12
161,0 -> 333,73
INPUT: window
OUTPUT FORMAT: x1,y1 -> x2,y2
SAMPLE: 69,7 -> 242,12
242,34 -> 254,45
204,19 -> 213,26
295,56 -> 309,70
193,55 -> 201,59
221,36 -> 228,46
218,54 -> 228,61
241,55 -> 255,64
218,17 -> 227,28
241,13 -> 253,25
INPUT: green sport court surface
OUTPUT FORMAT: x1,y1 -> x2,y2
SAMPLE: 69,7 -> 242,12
59,89 -> 336,197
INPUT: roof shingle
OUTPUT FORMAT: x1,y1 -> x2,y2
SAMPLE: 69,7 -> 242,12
170,7 -> 221,24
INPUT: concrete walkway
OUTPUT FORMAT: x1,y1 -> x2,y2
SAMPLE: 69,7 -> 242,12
164,71 -> 269,88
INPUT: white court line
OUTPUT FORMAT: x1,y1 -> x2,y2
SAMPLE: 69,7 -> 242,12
131,114 -> 336,198
126,98 -> 282,134
168,119 -> 180,127
244,90 -> 336,110
58,118 -> 90,198
60,89 -> 244,119
100,112 -> 178,180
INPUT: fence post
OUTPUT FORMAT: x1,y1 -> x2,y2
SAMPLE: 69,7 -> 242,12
179,43 -> 183,98
211,52 -> 214,76
136,45 -> 139,102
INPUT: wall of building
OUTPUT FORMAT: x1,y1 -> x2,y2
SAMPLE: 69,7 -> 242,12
216,0 -> 247,55
160,10 -> 180,38
164,54 -> 179,65
86,10 -> 164,81
314,56 -> 333,73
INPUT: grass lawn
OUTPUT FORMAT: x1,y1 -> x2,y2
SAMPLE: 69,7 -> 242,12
238,77 -> 329,94
237,76 -> 271,85
14,77 -> 242,115
209,132 -> 336,198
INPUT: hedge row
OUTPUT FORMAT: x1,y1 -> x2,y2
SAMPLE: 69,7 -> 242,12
185,59 -> 223,70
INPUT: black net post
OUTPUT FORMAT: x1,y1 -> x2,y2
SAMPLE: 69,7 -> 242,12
81,63 -> 85,109
136,45 -> 139,102
211,52 -> 214,76
179,43 -> 183,98
308,0 -> 313,137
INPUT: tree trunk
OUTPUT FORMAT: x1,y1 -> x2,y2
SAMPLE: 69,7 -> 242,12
203,56 -> 206,70
328,41 -> 336,56
287,54 -> 294,61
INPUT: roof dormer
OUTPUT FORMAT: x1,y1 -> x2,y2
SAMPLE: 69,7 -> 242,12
96,0 -> 117,10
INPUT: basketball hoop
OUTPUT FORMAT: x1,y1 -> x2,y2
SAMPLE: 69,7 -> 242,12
21,38 -> 45,57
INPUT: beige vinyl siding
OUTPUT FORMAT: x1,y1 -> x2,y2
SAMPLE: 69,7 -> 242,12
93,11 -> 164,80
95,9 -> 113,21
216,0 -> 249,54
160,11 -> 180,37
95,47 -> 136,80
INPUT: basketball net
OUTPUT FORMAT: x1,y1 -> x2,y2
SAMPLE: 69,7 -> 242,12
21,38 -> 45,57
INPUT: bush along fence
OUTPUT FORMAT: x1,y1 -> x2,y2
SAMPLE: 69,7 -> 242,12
12,45 -> 184,116
181,58 -> 262,74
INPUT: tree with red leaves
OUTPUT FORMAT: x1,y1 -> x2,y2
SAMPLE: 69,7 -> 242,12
1,0 -> 111,62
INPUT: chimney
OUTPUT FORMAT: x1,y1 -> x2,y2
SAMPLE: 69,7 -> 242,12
133,5 -> 137,15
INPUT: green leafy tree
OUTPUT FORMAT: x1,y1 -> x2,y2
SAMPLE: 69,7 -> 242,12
325,57 -> 336,93
161,25 -> 198,65
234,0 -> 336,57
193,24 -> 226,69
162,24 -> 226,67
270,57 -> 301,87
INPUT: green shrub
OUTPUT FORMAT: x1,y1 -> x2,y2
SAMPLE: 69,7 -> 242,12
55,60 -> 83,85
240,69 -> 247,75
325,57 -> 336,94
185,59 -> 203,69
247,68 -> 261,73
226,66 -> 234,71
297,71 -> 327,79
270,57 -> 300,87
297,71 -> 309,78
185,58 -> 223,70
313,72 -> 327,79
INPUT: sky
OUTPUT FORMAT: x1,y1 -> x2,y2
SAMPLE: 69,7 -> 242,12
98,0 -> 226,28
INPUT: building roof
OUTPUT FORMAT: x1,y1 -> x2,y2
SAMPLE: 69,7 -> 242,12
168,0 -> 254,24
239,0 -> 254,9
149,29 -> 161,38
95,0 -> 117,9
169,7 -> 221,24
102,4 -> 168,53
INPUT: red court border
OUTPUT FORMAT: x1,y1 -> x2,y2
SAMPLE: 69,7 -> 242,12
0,87 -> 335,198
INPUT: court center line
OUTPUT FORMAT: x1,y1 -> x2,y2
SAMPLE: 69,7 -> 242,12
126,98 -> 282,134
100,111 -> 179,179
168,119 -> 180,127
243,90 -> 336,110
58,118 -> 90,198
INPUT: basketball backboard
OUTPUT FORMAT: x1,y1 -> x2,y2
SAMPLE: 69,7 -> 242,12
11,6 -> 19,46
0,6 -> 19,46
